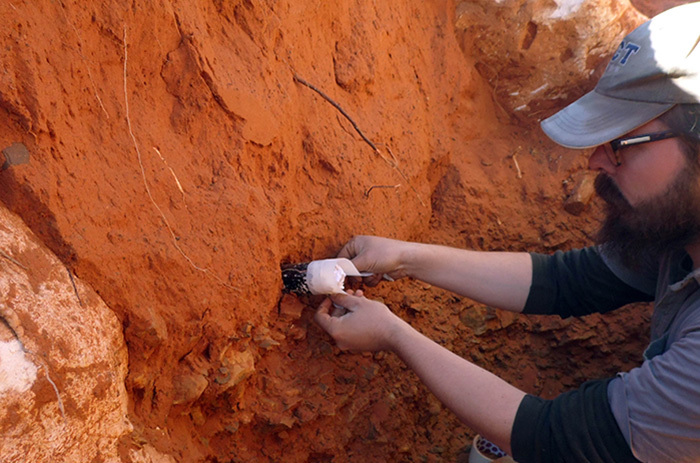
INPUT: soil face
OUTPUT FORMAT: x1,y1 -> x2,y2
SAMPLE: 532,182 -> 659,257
0,0 -> 689,461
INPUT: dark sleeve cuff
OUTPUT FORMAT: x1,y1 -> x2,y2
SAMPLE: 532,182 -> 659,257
511,378 -> 640,463
523,252 -> 556,315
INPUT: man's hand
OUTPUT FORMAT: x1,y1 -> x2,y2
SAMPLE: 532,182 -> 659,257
338,235 -> 414,286
314,292 -> 524,455
314,290 -> 406,352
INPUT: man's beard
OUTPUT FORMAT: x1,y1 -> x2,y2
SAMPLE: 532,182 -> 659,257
594,167 -> 700,269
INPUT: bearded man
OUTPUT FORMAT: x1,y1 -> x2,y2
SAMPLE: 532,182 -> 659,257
313,4 -> 700,462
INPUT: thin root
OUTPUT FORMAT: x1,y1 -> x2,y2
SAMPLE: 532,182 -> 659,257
293,74 -> 426,207
293,75 -> 379,151
511,153 -> 523,179
122,26 -> 238,292
66,268 -> 83,307
0,249 -> 28,270
153,147 -> 186,205
365,184 -> 401,198
44,367 -> 67,421
376,144 -> 425,207
24,351 -> 67,422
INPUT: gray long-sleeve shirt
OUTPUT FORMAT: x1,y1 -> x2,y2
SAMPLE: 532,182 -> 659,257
513,246 -> 700,463
603,248 -> 700,462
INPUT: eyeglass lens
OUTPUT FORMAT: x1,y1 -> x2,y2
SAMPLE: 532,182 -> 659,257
606,130 -> 678,166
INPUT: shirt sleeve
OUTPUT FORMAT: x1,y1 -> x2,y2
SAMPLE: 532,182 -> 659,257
523,246 -> 655,318
511,378 -> 640,463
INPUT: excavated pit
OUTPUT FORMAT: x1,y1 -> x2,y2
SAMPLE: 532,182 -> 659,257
0,0 -> 690,461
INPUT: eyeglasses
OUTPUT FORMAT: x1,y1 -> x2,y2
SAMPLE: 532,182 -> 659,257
606,130 -> 679,166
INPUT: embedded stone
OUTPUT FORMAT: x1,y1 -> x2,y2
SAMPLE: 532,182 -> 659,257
172,373 -> 209,405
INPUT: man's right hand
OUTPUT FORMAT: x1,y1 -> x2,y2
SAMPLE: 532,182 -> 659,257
314,290 -> 406,352
337,235 -> 414,286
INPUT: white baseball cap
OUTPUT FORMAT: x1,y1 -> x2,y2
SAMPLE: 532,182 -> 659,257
541,2 -> 700,149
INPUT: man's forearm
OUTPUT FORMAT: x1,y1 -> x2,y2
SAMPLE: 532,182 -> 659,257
388,318 -> 526,454
401,243 -> 532,313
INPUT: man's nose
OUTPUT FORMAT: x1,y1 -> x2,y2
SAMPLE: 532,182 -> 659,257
588,145 -> 617,175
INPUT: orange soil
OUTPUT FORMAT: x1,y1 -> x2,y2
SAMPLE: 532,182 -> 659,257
0,0 -> 686,461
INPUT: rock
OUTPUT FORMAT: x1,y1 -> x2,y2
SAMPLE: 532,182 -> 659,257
172,373 -> 209,405
370,398 -> 391,426
257,336 -> 281,350
125,307 -> 169,355
1,142 -> 30,170
216,347 -> 255,393
564,171 -> 597,216
129,444 -> 179,463
427,394 -> 442,416
293,402 -> 318,423
459,308 -> 488,336
254,326 -> 283,350
279,294 -> 305,321
455,0 -> 646,121
0,338 -> 37,394
286,324 -> 307,342
0,206 -> 133,461
190,406 -> 206,426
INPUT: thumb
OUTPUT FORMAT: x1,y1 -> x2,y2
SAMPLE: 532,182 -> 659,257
337,237 -> 360,261
338,238 -> 372,273
314,298 -> 334,330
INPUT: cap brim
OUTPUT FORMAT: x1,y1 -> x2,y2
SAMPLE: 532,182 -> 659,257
541,90 -> 674,149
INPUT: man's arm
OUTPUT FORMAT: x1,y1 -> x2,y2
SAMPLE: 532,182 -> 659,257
339,236 -> 654,318
314,292 -> 525,454
338,236 -> 533,313
315,291 -> 642,463
389,312 -> 525,454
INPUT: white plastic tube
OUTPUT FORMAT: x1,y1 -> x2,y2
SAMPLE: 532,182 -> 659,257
305,258 -> 366,295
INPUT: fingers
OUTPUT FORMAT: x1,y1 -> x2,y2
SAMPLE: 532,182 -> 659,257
337,236 -> 393,288
330,292 -> 361,310
314,298 -> 333,331
331,303 -> 347,317
363,274 -> 383,287
342,289 -> 364,299
318,291 -> 366,326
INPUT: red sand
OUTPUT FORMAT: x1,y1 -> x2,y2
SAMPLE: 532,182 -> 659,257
0,0 -> 686,461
